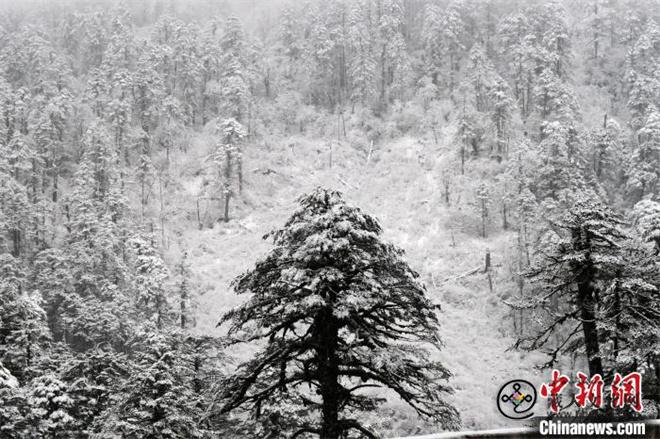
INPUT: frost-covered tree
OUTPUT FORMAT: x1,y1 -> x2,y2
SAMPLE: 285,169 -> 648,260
150,17 -> 202,123
535,2 -> 571,79
0,372 -> 26,437
468,43 -> 496,112
176,251 -> 193,329
0,254 -> 49,381
135,133 -> 155,218
439,1 -> 468,92
55,349 -> 130,435
374,0 -> 409,109
280,7 -> 302,72
31,248 -> 72,343
84,68 -> 110,118
220,188 -> 459,438
155,95 -> 187,161
586,0 -> 617,61
0,150 -> 32,257
304,6 -> 341,107
127,233 -> 170,329
628,19 -> 660,78
505,140 -> 539,239
627,106 -> 660,199
474,183 -> 491,238
30,91 -> 72,204
497,12 -> 536,117
348,1 -> 377,107
512,196 -> 628,377
490,77 -> 514,157
533,69 -> 580,127
626,71 -> 660,131
632,198 -> 660,254
422,3 -> 445,87
533,122 -> 587,209
220,17 -> 251,122
209,118 -> 246,222
132,57 -> 164,134
588,115 -> 623,187
198,20 -> 223,125
63,122 -> 132,350
100,332 -> 221,438
24,374 -> 80,436
599,238 -> 659,373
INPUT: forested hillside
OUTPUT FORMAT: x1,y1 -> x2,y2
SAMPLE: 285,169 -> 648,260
0,0 -> 659,437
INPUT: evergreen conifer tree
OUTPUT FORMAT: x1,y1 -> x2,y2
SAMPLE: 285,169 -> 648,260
220,188 -> 459,438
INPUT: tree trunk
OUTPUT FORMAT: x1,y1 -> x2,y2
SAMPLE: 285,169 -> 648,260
193,356 -> 202,394
224,191 -> 230,222
264,68 -> 271,98
449,53 -> 455,91
485,250 -> 493,293
11,229 -> 20,257
379,45 -> 387,111
201,83 -> 208,125
577,266 -> 604,377
238,156 -> 243,194
525,73 -> 532,118
196,198 -> 202,230
180,289 -> 187,330
316,307 -> 340,439
517,275 -> 524,336
52,172 -> 58,202
593,1 -> 599,59
502,203 -> 508,230
156,293 -> 163,330
141,178 -> 146,220
613,286 -> 620,360
481,199 -> 487,238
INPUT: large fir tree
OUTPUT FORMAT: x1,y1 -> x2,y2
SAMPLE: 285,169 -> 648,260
219,188 -> 459,438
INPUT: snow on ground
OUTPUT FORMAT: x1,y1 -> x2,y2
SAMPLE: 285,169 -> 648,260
172,135 -> 547,433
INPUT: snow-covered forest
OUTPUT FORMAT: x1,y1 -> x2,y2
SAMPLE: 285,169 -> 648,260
0,0 -> 659,437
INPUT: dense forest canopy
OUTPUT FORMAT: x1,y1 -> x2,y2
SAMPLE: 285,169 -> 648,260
0,0 -> 659,437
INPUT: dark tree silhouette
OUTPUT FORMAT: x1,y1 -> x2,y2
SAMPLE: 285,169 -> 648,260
219,188 -> 459,438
